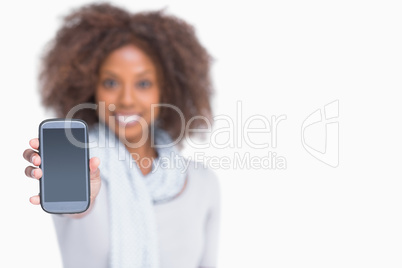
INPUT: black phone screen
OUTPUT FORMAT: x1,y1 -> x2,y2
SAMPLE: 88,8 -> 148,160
42,128 -> 87,202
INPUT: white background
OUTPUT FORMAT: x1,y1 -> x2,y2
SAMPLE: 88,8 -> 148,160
1,0 -> 402,267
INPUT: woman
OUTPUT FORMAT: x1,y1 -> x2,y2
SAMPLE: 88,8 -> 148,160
22,3 -> 220,268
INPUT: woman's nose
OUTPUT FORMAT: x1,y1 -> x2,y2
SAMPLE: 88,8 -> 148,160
118,84 -> 136,107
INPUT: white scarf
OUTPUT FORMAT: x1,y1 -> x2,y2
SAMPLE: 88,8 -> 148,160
88,121 -> 187,268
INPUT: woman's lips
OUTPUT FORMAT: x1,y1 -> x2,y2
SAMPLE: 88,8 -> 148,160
114,113 -> 142,126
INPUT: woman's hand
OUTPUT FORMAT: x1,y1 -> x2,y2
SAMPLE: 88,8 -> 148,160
23,138 -> 101,218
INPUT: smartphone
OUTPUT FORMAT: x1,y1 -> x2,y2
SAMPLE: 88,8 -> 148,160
38,119 -> 90,214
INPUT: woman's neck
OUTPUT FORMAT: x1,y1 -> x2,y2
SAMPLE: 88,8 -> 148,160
124,136 -> 158,176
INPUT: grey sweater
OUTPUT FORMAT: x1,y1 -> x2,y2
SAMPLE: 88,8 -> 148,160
52,160 -> 220,268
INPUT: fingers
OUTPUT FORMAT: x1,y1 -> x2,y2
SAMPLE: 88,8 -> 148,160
29,138 -> 39,150
25,139 -> 41,206
23,138 -> 41,165
23,149 -> 41,166
29,195 -> 40,205
25,166 -> 42,180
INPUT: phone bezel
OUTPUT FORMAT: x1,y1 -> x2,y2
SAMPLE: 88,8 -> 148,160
38,118 -> 91,214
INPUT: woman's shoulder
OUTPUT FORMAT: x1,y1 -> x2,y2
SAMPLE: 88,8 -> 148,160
185,159 -> 220,196
186,159 -> 218,179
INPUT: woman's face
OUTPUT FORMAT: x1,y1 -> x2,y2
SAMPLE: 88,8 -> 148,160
95,44 -> 161,145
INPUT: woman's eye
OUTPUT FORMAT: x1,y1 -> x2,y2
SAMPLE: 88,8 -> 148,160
102,79 -> 118,88
136,80 -> 152,89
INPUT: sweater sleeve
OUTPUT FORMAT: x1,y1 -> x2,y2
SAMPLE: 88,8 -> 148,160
199,169 -> 221,268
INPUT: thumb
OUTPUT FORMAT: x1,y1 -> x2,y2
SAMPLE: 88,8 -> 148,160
89,157 -> 100,173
